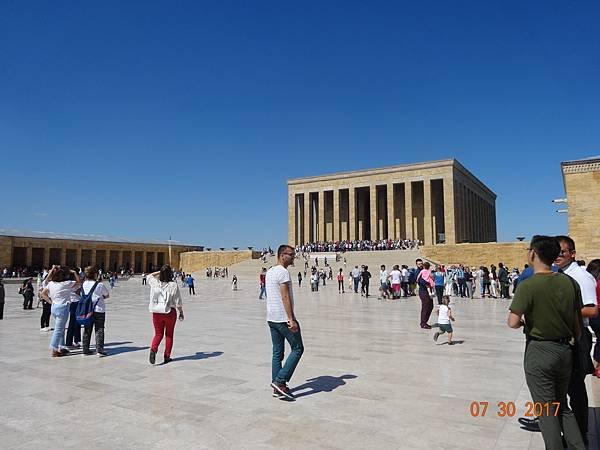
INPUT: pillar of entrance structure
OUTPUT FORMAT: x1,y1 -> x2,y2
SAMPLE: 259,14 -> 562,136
386,184 -> 394,240
404,182 -> 413,239
349,188 -> 356,240
26,247 -> 33,267
60,248 -> 67,266
303,193 -> 310,245
318,191 -> 325,242
443,177 -> 456,244
369,186 -> 377,241
76,248 -> 82,268
423,179 -> 433,245
43,247 -> 50,268
333,189 -> 339,242
142,252 -> 147,273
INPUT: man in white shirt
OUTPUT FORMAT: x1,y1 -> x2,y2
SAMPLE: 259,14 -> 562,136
266,245 -> 304,401
351,266 -> 361,293
378,265 -> 389,299
522,235 -> 599,440
556,236 -> 598,442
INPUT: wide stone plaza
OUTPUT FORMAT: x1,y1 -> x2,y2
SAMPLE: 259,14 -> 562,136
1,260 -> 600,449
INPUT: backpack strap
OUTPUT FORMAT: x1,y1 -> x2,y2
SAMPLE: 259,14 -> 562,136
83,280 -> 100,297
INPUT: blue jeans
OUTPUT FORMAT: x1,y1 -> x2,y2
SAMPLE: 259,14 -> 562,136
66,301 -> 81,346
259,286 -> 266,299
49,304 -> 69,350
268,321 -> 304,384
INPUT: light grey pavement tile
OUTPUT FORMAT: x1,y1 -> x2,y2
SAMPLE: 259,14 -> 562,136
1,268 -> 599,449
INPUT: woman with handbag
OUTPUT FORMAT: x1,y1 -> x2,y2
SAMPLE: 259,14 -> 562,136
148,265 -> 184,365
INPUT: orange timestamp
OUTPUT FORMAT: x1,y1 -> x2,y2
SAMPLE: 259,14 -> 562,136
469,401 -> 560,417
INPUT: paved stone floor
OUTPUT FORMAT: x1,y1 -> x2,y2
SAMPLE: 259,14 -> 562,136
1,274 -> 600,449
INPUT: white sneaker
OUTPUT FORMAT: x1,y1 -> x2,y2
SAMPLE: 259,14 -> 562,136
40,328 -> 47,332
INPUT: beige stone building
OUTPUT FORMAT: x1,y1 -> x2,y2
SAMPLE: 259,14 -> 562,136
562,156 -> 600,261
0,230 -> 203,273
288,159 -> 496,246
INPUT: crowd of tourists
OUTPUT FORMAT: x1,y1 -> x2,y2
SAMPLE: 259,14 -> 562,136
205,267 -> 229,278
3,233 -> 600,446
295,238 -> 421,254
3,264 -> 185,364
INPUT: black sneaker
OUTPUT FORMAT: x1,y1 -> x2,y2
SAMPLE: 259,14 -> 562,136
149,350 -> 156,365
433,332 -> 440,342
270,382 -> 295,401
272,388 -> 282,398
163,357 -> 172,364
97,350 -> 108,357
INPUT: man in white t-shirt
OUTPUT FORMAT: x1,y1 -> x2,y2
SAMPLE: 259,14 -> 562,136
265,244 -> 304,401
555,236 -> 597,440
388,265 -> 402,299
379,265 -> 389,299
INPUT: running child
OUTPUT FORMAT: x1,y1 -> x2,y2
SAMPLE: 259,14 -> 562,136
433,295 -> 455,345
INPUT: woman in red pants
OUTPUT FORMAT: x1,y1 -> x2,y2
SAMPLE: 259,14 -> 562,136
148,265 -> 184,364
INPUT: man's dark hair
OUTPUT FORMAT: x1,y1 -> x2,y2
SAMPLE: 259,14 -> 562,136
277,244 -> 293,258
587,259 -> 600,280
577,260 -> 586,267
530,235 -> 561,266
415,258 -> 423,264
50,266 -> 71,282
159,265 -> 174,282
556,235 -> 576,252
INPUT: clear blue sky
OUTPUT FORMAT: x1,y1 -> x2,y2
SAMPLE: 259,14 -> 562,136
1,1 -> 598,248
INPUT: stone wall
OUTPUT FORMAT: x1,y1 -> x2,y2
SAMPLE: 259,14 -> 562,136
181,250 -> 260,274
0,235 -> 200,272
0,236 -> 13,268
563,165 -> 600,262
421,242 -> 528,269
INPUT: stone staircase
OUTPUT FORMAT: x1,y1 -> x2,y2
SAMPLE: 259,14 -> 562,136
203,249 -> 426,281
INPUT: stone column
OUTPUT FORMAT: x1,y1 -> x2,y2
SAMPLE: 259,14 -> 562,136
117,250 -> 123,270
104,251 -> 110,271
153,251 -> 158,268
296,195 -> 302,245
91,249 -> 97,266
142,252 -> 148,272
387,184 -> 394,240
76,248 -> 82,267
443,177 -> 456,244
60,248 -> 67,266
26,247 -> 33,267
423,179 -> 433,245
303,193 -> 310,244
318,191 -> 325,242
333,189 -> 339,242
370,186 -> 377,240
404,182 -> 413,239
288,191 -> 295,245
349,188 -> 356,240
43,248 -> 50,268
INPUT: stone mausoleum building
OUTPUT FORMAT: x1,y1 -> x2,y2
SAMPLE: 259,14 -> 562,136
561,156 -> 600,261
288,159 -> 497,246
0,229 -> 203,273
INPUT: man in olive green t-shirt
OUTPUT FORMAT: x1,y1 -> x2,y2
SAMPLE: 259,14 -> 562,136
507,235 -> 584,450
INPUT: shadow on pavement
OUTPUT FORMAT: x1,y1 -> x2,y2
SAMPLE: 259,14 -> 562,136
108,345 -> 150,355
171,351 -> 224,362
291,374 -> 357,398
